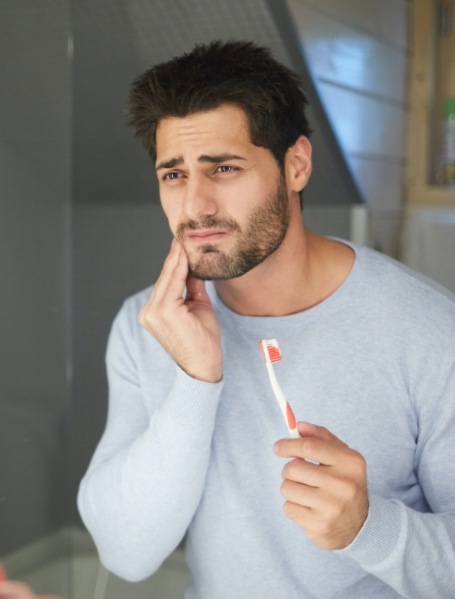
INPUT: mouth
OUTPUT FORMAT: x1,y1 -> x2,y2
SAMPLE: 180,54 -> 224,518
185,230 -> 228,244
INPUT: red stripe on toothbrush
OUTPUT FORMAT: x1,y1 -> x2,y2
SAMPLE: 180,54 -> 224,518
286,402 -> 297,430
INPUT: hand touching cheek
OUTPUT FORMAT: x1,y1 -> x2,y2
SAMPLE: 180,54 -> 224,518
138,239 -> 223,383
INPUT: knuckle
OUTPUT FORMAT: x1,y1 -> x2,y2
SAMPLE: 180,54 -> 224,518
282,458 -> 299,480
137,307 -> 147,326
138,305 -> 162,334
282,500 -> 298,521
316,425 -> 329,436
349,450 -> 367,477
138,306 -> 152,327
280,478 -> 298,501
280,479 -> 290,497
301,437 -> 318,456
340,479 -> 359,502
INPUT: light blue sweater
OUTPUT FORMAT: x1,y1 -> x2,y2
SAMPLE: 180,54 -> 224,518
78,242 -> 455,598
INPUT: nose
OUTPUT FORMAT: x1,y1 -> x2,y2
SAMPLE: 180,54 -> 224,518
181,175 -> 218,222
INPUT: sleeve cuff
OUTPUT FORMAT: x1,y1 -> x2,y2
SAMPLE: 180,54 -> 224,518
336,494 -> 406,569
161,364 -> 224,429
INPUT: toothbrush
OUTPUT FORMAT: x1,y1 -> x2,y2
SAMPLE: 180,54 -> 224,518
259,339 -> 300,438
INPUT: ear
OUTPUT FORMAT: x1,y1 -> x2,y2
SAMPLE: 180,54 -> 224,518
285,135 -> 312,193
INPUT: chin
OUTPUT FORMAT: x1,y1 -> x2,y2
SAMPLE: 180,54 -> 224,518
188,264 -> 232,281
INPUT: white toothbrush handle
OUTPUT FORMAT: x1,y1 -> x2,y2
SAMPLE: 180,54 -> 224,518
265,361 -> 287,415
265,361 -> 299,438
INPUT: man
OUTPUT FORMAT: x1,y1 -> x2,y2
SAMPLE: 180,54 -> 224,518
78,41 -> 455,598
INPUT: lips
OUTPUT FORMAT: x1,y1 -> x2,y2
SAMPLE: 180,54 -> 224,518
186,230 -> 227,242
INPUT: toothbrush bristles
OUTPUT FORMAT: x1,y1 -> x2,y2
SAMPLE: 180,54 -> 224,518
261,339 -> 282,363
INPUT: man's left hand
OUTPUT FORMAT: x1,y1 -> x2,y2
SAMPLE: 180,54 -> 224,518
274,421 -> 369,550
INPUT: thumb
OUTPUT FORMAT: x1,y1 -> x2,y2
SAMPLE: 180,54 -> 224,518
296,421 -> 323,438
297,421 -> 346,447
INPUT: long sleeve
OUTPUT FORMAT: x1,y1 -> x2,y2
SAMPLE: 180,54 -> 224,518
339,495 -> 455,598
77,295 -> 223,582
339,347 -> 455,598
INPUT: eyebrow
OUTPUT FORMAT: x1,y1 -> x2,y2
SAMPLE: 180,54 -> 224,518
155,153 -> 246,171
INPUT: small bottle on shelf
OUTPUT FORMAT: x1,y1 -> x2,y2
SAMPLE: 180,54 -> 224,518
440,96 -> 455,186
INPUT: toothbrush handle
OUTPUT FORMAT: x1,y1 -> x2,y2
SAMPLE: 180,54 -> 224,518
266,362 -> 300,437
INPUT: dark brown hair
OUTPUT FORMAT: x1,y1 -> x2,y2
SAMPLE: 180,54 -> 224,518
126,40 -> 312,166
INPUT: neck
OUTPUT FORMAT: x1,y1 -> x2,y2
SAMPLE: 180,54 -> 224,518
214,224 -> 355,317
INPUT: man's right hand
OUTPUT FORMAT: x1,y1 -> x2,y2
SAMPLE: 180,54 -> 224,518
138,239 -> 223,383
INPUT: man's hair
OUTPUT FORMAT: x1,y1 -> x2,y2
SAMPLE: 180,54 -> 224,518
126,40 -> 312,166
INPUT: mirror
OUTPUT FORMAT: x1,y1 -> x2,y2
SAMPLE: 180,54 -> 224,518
0,0 -> 170,594
3,1 -> 453,597
0,0 -> 72,595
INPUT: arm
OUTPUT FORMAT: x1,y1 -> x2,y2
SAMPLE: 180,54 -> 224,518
78,241 -> 223,582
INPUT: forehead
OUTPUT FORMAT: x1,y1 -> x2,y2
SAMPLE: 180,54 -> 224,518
155,104 -> 253,162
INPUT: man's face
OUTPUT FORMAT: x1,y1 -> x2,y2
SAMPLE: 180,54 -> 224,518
155,104 -> 291,280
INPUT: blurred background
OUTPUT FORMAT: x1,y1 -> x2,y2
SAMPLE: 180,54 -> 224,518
1,0 -> 454,595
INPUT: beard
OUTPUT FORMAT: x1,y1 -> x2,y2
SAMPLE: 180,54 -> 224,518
176,175 -> 290,280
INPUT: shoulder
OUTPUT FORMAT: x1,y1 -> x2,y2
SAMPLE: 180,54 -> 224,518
348,242 -> 455,342
350,241 -> 455,304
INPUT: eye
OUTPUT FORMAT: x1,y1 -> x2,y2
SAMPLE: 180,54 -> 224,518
162,171 -> 182,182
216,165 -> 238,174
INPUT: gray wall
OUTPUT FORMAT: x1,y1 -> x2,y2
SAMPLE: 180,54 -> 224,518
0,0 -> 72,554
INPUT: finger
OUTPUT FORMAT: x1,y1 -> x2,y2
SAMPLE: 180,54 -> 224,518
141,246 -> 188,326
297,422 -> 346,446
282,500 -> 312,528
281,478 -> 320,509
274,435 -> 346,466
281,456 -> 358,500
185,275 -> 209,303
152,240 -> 188,302
282,457 -> 321,486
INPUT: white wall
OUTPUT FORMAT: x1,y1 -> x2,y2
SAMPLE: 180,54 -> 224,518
286,0 -> 411,253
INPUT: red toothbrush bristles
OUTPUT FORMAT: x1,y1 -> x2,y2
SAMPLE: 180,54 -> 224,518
259,339 -> 282,363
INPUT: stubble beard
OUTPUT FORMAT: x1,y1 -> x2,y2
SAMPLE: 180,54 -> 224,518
176,176 -> 290,281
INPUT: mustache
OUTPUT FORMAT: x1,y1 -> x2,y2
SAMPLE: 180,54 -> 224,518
176,216 -> 241,237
